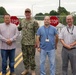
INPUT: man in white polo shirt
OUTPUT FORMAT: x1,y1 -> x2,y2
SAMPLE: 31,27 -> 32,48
59,15 -> 76,75
0,14 -> 19,75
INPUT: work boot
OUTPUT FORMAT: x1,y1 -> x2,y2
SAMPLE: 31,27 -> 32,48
31,70 -> 36,75
10,72 -> 16,75
21,70 -> 28,75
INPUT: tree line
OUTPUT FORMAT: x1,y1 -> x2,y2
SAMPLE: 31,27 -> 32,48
0,6 -> 76,25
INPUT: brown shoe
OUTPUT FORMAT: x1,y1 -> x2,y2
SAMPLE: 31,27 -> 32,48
21,70 -> 28,75
31,70 -> 36,75
10,72 -> 16,75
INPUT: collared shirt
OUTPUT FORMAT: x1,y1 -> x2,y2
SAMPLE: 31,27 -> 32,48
0,23 -> 19,50
19,18 -> 39,45
59,25 -> 76,45
67,25 -> 74,34
36,25 -> 58,51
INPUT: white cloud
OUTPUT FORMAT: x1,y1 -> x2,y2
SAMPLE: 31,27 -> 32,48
0,0 -> 76,16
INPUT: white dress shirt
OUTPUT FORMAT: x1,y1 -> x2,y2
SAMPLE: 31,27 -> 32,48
59,25 -> 76,46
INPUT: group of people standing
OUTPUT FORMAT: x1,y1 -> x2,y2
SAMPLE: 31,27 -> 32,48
0,8 -> 76,75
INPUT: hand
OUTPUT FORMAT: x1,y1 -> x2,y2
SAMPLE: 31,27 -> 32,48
65,45 -> 72,49
34,43 -> 37,48
70,43 -> 75,47
37,47 -> 41,52
6,39 -> 12,46
55,45 -> 57,49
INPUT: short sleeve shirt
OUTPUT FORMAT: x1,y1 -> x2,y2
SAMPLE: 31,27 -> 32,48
36,25 -> 58,51
59,25 -> 76,45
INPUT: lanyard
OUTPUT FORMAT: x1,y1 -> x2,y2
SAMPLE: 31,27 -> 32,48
67,26 -> 74,35
44,26 -> 50,39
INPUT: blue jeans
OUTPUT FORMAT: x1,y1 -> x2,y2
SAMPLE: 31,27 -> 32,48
40,49 -> 56,75
1,49 -> 15,74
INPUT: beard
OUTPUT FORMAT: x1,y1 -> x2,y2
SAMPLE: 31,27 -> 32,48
45,24 -> 50,26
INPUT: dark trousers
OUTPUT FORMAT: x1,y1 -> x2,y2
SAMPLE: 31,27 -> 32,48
62,47 -> 76,75
1,49 -> 15,74
22,44 -> 36,70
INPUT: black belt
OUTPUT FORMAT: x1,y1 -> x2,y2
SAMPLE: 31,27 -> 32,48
63,46 -> 76,50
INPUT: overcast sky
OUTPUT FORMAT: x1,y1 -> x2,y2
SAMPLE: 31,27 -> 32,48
0,0 -> 76,17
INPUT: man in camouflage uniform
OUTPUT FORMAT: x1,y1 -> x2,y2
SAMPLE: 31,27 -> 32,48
18,8 -> 39,75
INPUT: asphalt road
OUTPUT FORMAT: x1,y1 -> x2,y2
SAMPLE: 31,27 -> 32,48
0,36 -> 72,75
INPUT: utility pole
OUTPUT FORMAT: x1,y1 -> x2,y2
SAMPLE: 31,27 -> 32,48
59,0 -> 61,15
59,0 -> 60,8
